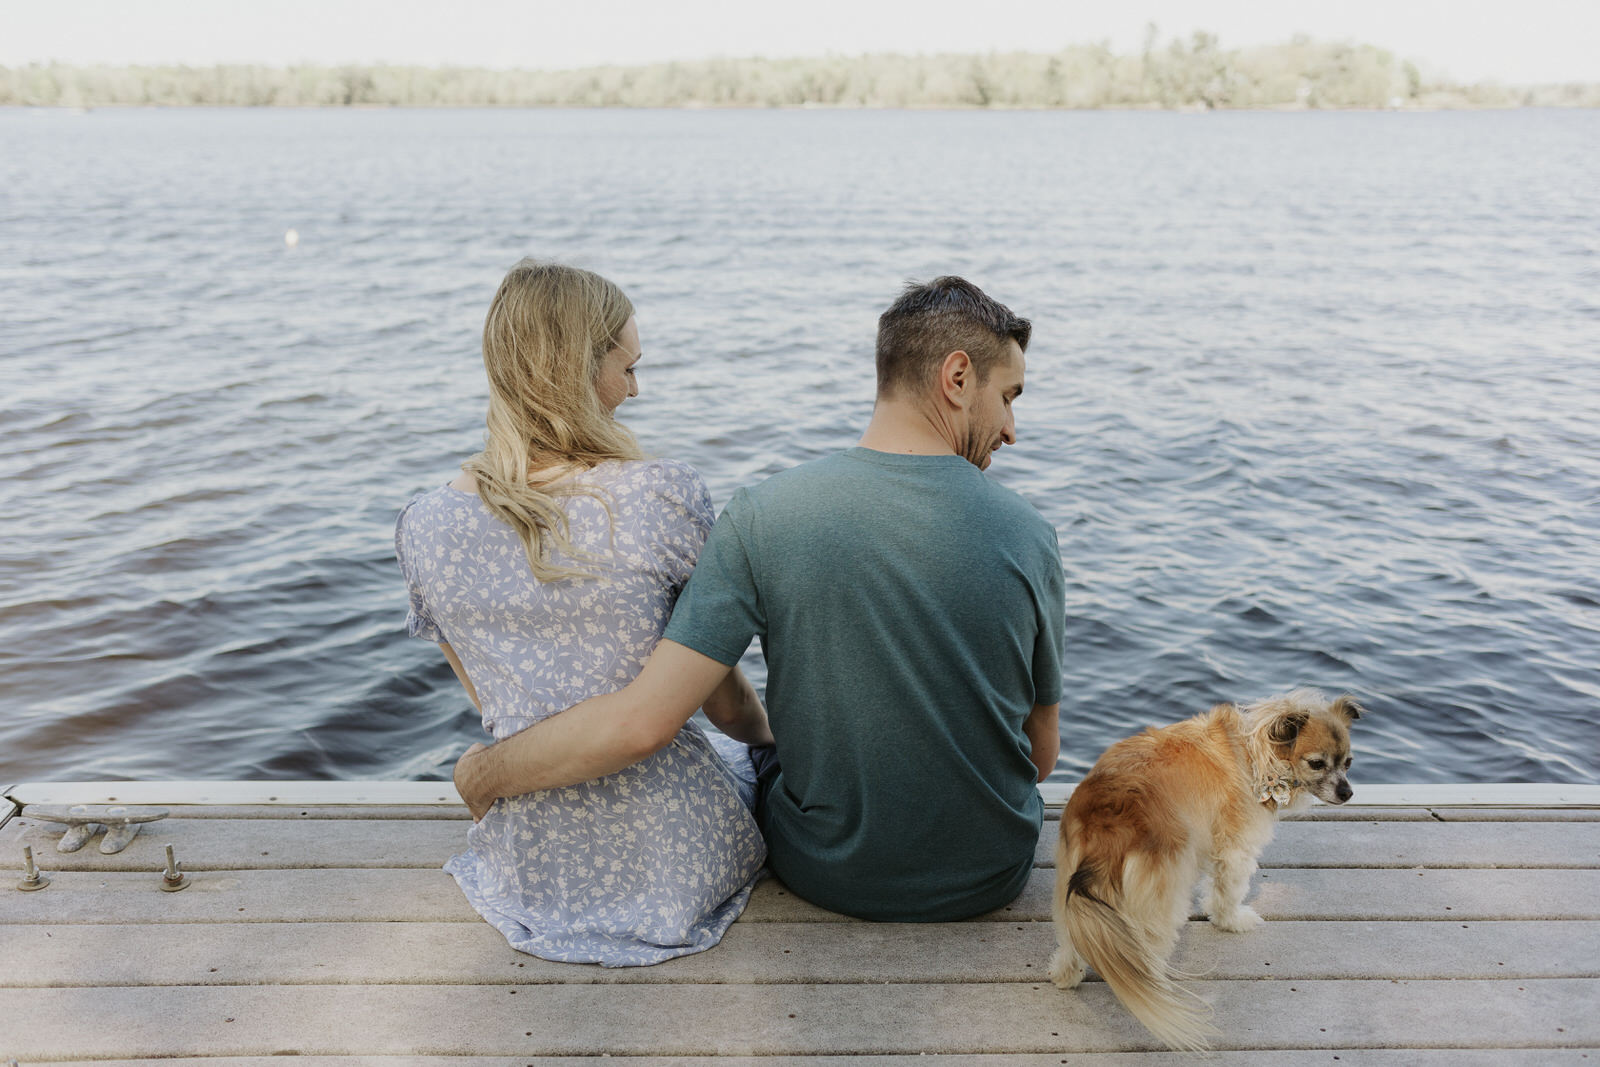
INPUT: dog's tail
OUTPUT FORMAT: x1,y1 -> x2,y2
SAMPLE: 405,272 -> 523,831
1062,864 -> 1218,1053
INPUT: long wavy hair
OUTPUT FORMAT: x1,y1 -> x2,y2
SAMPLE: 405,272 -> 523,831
462,259 -> 644,581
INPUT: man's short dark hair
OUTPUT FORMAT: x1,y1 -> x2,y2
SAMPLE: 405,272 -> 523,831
875,276 -> 1031,398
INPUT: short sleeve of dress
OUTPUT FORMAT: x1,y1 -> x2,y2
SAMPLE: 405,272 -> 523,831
395,495 -> 445,644
644,461 -> 716,592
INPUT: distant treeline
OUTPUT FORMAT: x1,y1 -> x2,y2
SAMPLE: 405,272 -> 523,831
6,34 -> 1598,110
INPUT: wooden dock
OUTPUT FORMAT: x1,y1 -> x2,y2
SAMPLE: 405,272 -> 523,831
3,781 -> 1597,1064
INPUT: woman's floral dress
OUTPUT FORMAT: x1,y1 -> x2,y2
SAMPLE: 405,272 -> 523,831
396,459 -> 765,966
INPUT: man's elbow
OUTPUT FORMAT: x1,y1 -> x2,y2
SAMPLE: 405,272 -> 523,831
1034,753 -> 1057,784
610,705 -> 679,765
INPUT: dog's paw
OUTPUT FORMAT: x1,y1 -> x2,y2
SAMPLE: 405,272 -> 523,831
1210,905 -> 1263,933
1048,947 -> 1086,989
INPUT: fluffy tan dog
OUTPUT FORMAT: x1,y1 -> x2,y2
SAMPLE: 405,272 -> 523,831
1049,689 -> 1363,1051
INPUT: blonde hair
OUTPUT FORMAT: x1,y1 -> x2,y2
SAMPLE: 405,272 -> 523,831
462,259 -> 644,581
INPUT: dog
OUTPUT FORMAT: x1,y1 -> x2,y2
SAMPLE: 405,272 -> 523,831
1049,689 -> 1363,1051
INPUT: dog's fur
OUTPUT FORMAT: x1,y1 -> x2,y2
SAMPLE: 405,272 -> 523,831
1049,689 -> 1363,1051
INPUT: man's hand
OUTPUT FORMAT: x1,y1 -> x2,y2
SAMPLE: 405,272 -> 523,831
454,741 -> 492,822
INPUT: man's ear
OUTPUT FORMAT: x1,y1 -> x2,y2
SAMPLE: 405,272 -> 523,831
939,350 -> 973,406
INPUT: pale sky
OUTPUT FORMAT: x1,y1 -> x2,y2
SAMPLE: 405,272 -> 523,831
3,0 -> 1596,84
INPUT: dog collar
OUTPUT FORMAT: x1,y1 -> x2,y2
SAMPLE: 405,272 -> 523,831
1257,774 -> 1299,806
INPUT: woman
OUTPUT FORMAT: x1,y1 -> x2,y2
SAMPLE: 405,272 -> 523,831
395,260 -> 770,966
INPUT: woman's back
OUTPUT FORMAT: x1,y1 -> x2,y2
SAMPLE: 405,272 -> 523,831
398,458 -> 710,739
397,458 -> 766,966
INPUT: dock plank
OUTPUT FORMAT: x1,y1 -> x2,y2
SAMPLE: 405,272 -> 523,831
0,980 -> 1593,1058
4,920 -> 1596,987
8,813 -> 1596,872
5,781 -> 464,806
1,812 -> 470,870
30,1056 -> 1600,1067
1260,819 -> 1599,868
3,866 -> 1597,924
1424,807 -> 1600,822
132,804 -> 473,820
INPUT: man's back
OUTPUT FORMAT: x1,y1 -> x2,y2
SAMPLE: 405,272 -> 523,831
665,447 -> 1065,920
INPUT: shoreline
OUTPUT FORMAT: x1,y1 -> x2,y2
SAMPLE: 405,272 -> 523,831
8,44 -> 1598,111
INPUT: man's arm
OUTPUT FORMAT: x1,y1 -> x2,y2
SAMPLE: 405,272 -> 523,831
1023,702 -> 1060,784
700,665 -> 773,747
452,639 -> 732,819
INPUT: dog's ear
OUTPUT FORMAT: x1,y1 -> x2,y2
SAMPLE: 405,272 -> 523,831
1331,696 -> 1365,722
1267,708 -> 1310,745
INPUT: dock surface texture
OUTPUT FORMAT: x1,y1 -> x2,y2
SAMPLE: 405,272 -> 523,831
2,783 -> 1597,1064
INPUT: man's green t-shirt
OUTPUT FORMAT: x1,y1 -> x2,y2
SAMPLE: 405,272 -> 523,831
663,448 -> 1065,921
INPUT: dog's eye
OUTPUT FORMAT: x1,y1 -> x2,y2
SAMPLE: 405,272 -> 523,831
1344,757 -> 1353,770
1306,758 -> 1327,771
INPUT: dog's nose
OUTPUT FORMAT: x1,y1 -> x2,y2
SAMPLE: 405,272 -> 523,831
1335,781 -> 1353,803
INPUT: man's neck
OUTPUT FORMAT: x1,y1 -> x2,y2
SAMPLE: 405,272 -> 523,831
857,396 -> 957,458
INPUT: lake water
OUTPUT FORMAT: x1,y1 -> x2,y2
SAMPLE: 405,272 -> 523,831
2,106 -> 1596,785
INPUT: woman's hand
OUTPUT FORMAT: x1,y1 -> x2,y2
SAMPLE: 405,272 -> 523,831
454,741 -> 493,821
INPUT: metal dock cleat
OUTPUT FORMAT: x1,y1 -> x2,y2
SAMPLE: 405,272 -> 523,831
17,845 -> 50,891
160,843 -> 190,892
26,804 -> 169,854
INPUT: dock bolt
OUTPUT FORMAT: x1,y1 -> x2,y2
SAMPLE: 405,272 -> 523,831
160,843 -> 190,892
17,844 -> 50,891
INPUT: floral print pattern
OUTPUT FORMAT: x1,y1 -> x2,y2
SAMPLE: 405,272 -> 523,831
396,459 -> 766,966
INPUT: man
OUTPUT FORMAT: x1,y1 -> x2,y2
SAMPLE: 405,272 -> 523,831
454,276 -> 1065,922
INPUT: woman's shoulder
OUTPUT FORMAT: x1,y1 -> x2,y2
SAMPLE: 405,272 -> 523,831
397,482 -> 484,537
402,481 -> 477,510
589,459 -> 714,532
593,457 -> 709,498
